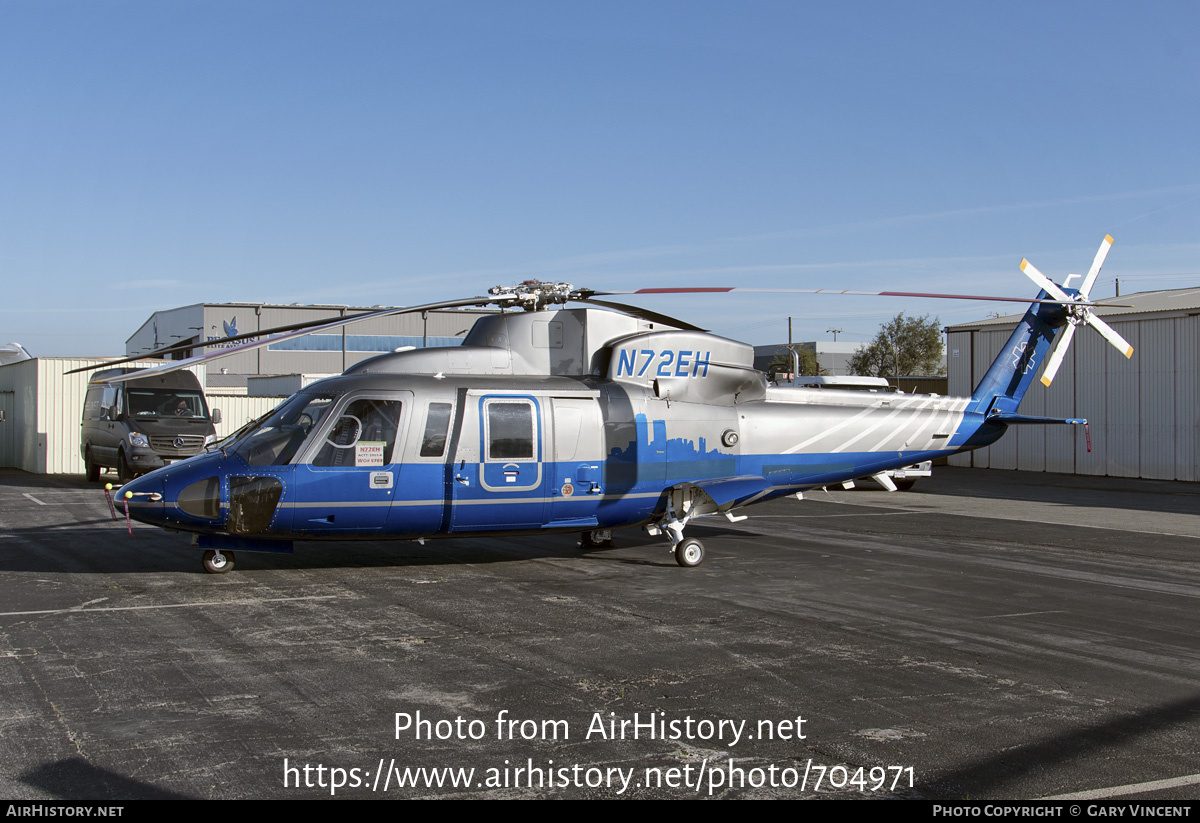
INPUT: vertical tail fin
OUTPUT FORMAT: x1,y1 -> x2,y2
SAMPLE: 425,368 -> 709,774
967,297 -> 1065,416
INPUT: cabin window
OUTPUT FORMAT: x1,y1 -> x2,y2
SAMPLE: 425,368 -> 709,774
486,401 -> 534,460
312,398 -> 404,467
420,403 -> 453,457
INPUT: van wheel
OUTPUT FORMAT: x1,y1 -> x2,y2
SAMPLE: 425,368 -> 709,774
85,450 -> 101,482
117,452 -> 134,484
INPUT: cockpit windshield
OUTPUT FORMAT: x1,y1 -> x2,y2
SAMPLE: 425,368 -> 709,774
230,392 -> 338,467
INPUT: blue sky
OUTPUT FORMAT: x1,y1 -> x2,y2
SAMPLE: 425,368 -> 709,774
3,1 -> 1198,355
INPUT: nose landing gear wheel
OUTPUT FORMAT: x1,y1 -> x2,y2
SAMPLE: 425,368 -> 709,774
202,550 -> 235,574
674,538 -> 704,568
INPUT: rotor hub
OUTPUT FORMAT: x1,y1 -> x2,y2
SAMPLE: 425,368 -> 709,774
488,280 -> 579,311
1065,301 -> 1089,324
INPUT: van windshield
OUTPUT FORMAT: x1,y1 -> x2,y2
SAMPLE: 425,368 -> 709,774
125,388 -> 211,419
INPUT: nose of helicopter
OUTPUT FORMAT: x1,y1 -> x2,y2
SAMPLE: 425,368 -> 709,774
116,473 -> 167,527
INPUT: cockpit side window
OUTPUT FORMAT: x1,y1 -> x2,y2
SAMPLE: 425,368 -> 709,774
312,398 -> 404,467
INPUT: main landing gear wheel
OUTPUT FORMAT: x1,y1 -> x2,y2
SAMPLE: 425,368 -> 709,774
202,550 -> 235,574
579,529 -> 614,548
674,538 -> 704,568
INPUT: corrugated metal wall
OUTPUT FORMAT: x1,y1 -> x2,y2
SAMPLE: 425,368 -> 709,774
946,315 -> 1197,480
1177,315 -> 1200,481
208,395 -> 287,439
0,359 -> 39,473
1075,320 -> 1108,476
0,390 -> 14,467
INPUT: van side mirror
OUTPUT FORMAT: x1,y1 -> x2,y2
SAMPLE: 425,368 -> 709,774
212,409 -> 222,425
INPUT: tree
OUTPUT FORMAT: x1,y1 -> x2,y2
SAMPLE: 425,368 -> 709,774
769,344 -> 826,379
849,313 -> 945,377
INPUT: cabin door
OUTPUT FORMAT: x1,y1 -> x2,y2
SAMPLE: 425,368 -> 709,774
449,393 -> 548,531
290,392 -> 411,534
547,397 -> 605,527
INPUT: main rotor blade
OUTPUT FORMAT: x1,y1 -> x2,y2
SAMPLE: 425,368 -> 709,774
1079,234 -> 1114,299
582,285 -> 1117,307
64,309 -> 389,375
94,295 -> 498,384
575,297 -> 706,331
1039,322 -> 1076,387
1086,314 -> 1134,359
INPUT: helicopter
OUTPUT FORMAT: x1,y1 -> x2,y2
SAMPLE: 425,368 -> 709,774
97,236 -> 1132,574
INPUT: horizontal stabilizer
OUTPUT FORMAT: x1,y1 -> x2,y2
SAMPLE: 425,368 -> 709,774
987,413 -> 1087,426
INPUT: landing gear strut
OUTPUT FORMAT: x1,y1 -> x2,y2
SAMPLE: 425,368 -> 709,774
647,486 -> 709,568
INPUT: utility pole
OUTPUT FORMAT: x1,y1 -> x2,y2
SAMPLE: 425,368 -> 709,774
787,317 -> 795,386
826,327 -> 841,341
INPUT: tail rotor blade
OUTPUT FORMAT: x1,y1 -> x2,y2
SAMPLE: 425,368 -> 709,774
1040,322 -> 1076,387
1019,258 -> 1072,302
1087,314 -> 1134,359
1079,234 -> 1114,298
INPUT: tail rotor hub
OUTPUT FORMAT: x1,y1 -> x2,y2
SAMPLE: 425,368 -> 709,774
1020,234 -> 1133,387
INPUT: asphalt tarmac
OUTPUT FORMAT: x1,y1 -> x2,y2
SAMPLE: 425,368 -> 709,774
0,466 -> 1197,800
